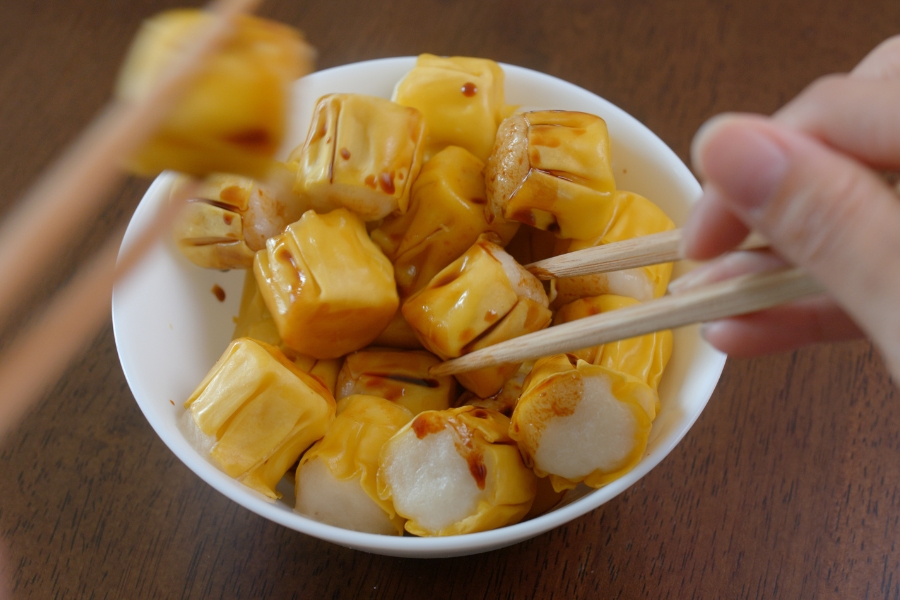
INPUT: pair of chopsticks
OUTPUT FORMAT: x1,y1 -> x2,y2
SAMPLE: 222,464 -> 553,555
433,174 -> 900,376
0,0 -> 261,440
431,228 -> 823,376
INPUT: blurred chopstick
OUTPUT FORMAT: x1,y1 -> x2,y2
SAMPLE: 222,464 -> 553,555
0,0 -> 259,333
431,266 -> 823,376
525,229 -> 769,279
0,0 -> 261,438
0,187 -> 193,440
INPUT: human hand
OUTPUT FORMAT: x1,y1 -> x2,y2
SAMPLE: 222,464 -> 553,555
677,35 -> 900,377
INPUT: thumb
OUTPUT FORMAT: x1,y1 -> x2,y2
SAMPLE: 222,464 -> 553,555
691,114 -> 900,373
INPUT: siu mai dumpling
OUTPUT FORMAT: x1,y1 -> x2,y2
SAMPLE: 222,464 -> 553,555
485,110 -> 617,240
336,349 -> 456,415
253,208 -> 399,359
117,9 -> 312,178
393,54 -> 507,161
288,94 -> 425,220
183,338 -> 335,499
510,355 -> 654,492
402,235 -> 552,397
295,395 -> 412,535
173,168 -> 306,270
378,406 -> 536,536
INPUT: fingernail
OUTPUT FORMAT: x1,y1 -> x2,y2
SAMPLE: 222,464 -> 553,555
690,115 -> 734,180
667,272 -> 696,295
668,263 -> 716,294
699,322 -> 718,344
670,249 -> 787,295
692,115 -> 789,214
699,321 -> 731,351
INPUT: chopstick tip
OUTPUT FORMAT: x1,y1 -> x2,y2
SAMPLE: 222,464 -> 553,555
524,263 -> 555,280
429,361 -> 457,377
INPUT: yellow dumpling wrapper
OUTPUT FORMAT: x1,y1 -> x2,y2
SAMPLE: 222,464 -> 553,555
254,208 -> 399,359
232,271 -> 342,396
371,309 -> 425,350
510,355 -> 653,493
171,174 -> 257,270
336,349 -> 457,415
402,236 -> 549,358
453,296 -> 550,398
393,54 -> 507,161
291,355 -> 342,399
171,167 -> 307,270
371,146 -> 519,299
173,202 -> 254,270
184,338 -> 335,499
297,395 -> 413,535
523,474 -> 566,521
377,406 -> 536,536
288,93 -> 425,220
554,190 -> 675,305
455,361 -> 533,419
232,270 -> 282,347
485,110 -> 617,240
402,235 -> 551,397
117,9 -> 312,178
554,295 -> 672,401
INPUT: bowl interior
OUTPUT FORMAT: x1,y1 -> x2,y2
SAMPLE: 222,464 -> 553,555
112,57 -> 725,558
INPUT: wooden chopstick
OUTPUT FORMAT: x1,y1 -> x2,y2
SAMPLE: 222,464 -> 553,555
430,267 -> 823,376
0,187 -> 193,440
0,0 -> 261,438
525,229 -> 769,280
0,0 -> 260,335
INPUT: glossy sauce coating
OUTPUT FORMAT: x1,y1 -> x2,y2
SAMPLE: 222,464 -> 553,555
211,284 -> 226,302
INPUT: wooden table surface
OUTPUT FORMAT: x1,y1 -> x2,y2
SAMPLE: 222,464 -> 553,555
1,1 -> 898,598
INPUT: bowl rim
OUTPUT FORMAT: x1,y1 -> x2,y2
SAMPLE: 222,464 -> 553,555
113,55 -> 725,557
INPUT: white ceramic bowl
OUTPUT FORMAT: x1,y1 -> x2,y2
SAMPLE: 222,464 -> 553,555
112,57 -> 725,558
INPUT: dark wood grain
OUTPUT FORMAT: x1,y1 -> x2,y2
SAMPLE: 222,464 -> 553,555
1,1 -> 898,598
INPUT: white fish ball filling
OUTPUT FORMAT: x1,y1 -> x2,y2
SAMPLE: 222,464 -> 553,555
605,269 -> 654,302
534,374 -> 640,480
295,458 -> 397,535
381,428 -> 486,533
486,242 -> 548,304
554,269 -> 654,308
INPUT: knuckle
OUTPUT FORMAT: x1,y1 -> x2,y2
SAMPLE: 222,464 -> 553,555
859,35 -> 900,78
879,34 -> 900,57
797,74 -> 848,109
806,73 -> 847,94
